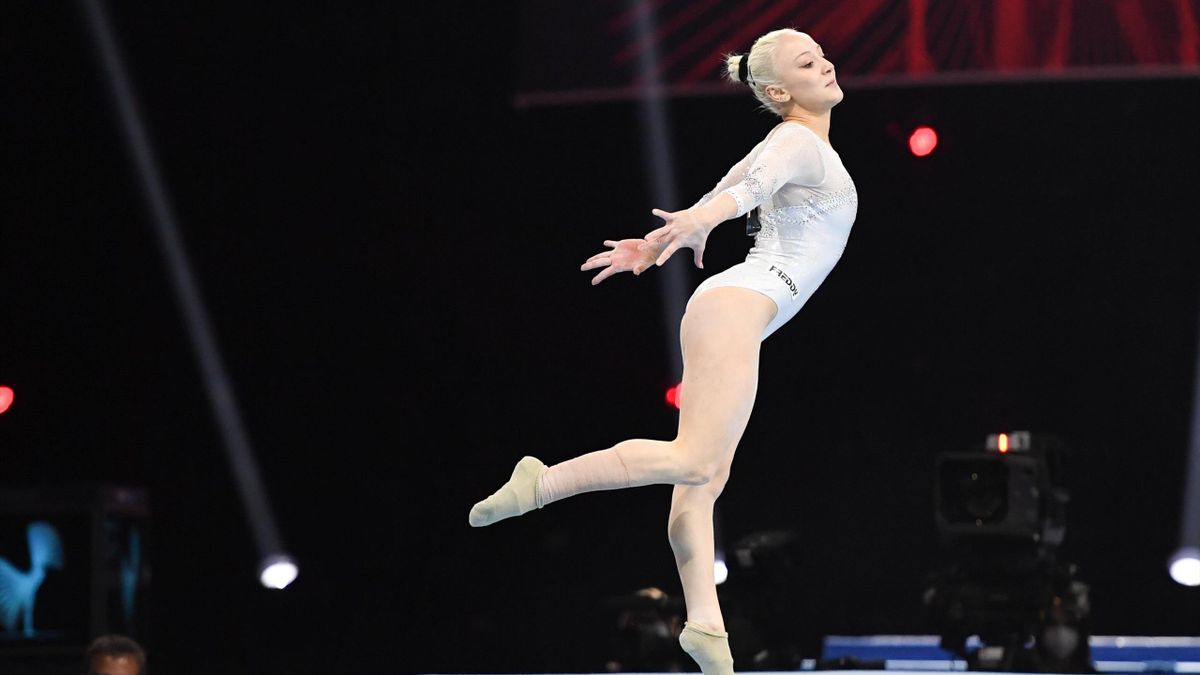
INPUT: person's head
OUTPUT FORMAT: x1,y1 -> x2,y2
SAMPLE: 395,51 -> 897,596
85,634 -> 145,675
725,28 -> 842,118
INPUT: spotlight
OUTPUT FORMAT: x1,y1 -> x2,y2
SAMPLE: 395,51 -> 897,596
1168,547 -> 1200,587
714,549 -> 728,585
909,126 -> 938,157
0,386 -> 13,414
665,382 -> 682,410
258,553 -> 299,589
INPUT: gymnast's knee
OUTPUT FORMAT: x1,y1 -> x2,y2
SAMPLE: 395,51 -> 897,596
671,450 -> 731,490
668,440 -> 728,486
675,456 -> 722,486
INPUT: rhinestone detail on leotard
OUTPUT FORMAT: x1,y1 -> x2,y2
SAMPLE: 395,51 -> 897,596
753,179 -> 858,241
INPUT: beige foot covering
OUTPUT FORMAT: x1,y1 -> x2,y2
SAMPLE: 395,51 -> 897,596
468,456 -> 547,527
679,621 -> 735,675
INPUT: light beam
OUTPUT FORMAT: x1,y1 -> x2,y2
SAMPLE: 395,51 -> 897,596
79,0 -> 296,587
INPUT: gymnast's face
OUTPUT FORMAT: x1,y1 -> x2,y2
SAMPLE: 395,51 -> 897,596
768,32 -> 842,113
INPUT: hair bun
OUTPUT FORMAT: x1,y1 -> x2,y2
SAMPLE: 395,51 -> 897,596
737,55 -> 751,84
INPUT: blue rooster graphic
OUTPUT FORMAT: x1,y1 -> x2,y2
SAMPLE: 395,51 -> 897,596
0,521 -> 64,636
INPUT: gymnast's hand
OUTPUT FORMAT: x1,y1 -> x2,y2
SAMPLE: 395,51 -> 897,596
641,207 -> 710,269
581,239 -> 660,285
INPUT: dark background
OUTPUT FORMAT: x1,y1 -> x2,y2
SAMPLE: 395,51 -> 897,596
2,2 -> 1199,674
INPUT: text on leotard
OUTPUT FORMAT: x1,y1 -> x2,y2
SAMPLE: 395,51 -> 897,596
768,265 -> 799,298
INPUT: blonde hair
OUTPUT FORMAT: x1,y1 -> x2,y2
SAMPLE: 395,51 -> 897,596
724,28 -> 809,117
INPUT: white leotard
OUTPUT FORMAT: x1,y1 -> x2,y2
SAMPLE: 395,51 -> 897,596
686,121 -> 858,339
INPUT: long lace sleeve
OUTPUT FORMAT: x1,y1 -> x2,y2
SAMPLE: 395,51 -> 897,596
688,140 -> 766,209
719,124 -> 826,217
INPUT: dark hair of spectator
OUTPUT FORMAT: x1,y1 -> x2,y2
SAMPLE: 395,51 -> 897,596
85,634 -> 146,673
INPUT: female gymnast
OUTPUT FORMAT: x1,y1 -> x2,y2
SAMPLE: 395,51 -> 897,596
470,28 -> 857,675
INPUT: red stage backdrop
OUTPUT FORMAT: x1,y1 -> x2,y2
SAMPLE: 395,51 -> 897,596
516,0 -> 1200,106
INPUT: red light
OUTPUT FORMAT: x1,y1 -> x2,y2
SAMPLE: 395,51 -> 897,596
665,382 -> 682,410
908,126 -> 938,157
998,433 -> 1009,453
0,386 -> 12,414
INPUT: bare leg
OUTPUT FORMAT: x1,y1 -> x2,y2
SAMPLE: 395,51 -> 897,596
669,287 -> 774,674
470,286 -> 771,525
670,470 -> 730,631
671,470 -> 737,675
469,287 -> 771,675
549,286 -> 772,493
